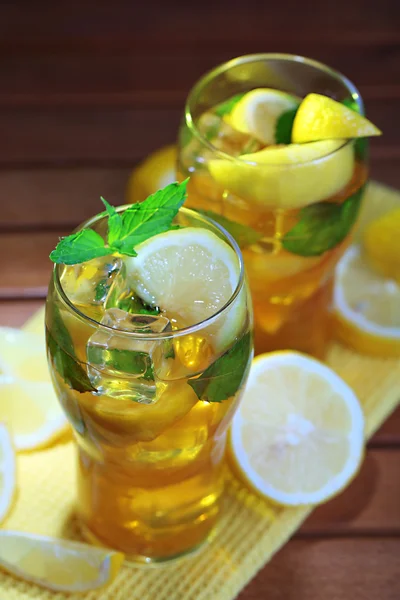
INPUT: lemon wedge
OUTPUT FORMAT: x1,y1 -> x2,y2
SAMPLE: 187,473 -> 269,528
126,144 -> 177,203
0,423 -> 16,524
0,531 -> 124,592
229,351 -> 364,505
334,245 -> 400,357
208,140 -> 354,209
363,207 -> 400,283
292,93 -> 381,143
0,328 -> 69,451
227,88 -> 299,144
125,228 -> 246,351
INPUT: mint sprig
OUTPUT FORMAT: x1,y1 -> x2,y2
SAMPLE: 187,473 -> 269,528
188,331 -> 252,403
282,187 -> 365,257
50,180 -> 188,265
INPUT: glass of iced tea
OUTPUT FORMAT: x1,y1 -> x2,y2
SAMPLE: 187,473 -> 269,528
45,183 -> 253,563
178,54 -> 370,358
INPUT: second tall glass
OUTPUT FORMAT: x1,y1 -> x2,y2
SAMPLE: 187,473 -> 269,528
178,54 -> 368,358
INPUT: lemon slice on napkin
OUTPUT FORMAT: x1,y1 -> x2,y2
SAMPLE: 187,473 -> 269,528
229,351 -> 364,505
0,531 -> 124,592
0,328 -> 69,451
334,245 -> 400,357
0,423 -> 16,524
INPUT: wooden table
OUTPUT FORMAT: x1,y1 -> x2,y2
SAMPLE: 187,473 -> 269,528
1,2 -> 399,598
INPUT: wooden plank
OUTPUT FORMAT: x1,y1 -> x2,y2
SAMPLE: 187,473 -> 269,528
0,167 -> 131,229
0,107 -> 181,165
0,96 -> 395,166
1,1 -> 399,49
1,49 -> 399,109
239,538 -> 400,599
0,231 -> 66,299
0,160 -> 399,231
303,450 -> 400,535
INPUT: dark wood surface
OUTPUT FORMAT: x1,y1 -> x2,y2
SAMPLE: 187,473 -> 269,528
1,2 -> 399,598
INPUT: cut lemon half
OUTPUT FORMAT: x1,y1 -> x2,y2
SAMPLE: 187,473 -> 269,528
125,228 -> 245,351
229,352 -> 364,505
363,207 -> 400,283
126,144 -> 177,203
227,88 -> 299,144
0,531 -> 124,592
0,423 -> 16,524
292,93 -> 381,143
208,140 -> 354,209
0,328 -> 69,451
334,245 -> 400,356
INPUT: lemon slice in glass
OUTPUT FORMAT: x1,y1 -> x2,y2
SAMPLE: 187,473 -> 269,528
208,140 -> 354,209
0,531 -> 124,592
334,245 -> 400,357
0,423 -> 16,524
229,351 -> 364,505
227,88 -> 299,144
292,93 -> 381,143
125,228 -> 245,351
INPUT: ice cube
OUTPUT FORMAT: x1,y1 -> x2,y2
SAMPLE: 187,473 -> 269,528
86,308 -> 171,403
61,256 -> 122,317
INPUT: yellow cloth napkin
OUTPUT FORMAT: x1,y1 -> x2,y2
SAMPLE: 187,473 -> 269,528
1,182 -> 399,600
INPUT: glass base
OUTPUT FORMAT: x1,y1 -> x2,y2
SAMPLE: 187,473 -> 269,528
79,518 -> 217,566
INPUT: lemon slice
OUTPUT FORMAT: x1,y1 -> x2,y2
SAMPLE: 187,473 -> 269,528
227,88 -> 299,144
363,207 -> 400,282
334,245 -> 400,356
125,228 -> 245,351
126,145 -> 177,203
0,423 -> 16,524
0,531 -> 124,592
292,93 -> 381,143
229,352 -> 364,505
208,140 -> 354,209
0,328 -> 69,451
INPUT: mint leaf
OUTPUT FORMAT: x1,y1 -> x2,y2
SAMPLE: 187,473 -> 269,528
101,196 -> 123,246
164,339 -> 175,360
50,180 -> 188,265
198,209 -> 262,248
275,106 -> 299,144
341,98 -> 368,160
214,93 -> 246,117
282,187 -> 365,257
110,180 -> 188,255
188,331 -> 252,403
50,229 -> 109,265
342,97 -> 360,113
46,304 -> 96,393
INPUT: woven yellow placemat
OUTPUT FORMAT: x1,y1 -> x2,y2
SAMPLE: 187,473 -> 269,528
1,182 -> 399,600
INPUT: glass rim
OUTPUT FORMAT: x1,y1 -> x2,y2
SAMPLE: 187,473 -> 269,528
184,52 -> 363,166
53,205 -> 246,341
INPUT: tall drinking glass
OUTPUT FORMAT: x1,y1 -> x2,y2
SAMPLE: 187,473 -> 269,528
45,207 -> 253,563
178,54 -> 368,358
